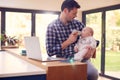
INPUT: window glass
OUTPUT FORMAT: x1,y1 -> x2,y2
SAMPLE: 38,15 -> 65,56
106,9 -> 120,78
36,13 -> 58,53
86,12 -> 102,72
6,12 -> 31,47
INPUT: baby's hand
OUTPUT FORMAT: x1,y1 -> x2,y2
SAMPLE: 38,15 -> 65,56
74,46 -> 78,52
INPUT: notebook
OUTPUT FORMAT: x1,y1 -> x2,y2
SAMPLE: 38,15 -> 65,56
24,36 -> 64,62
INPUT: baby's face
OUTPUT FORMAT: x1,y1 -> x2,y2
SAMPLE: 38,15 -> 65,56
81,27 -> 92,38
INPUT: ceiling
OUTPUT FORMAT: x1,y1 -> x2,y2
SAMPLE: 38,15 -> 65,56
76,0 -> 120,11
0,0 -> 120,11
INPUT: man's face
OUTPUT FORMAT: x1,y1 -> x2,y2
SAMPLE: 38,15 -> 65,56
66,8 -> 78,22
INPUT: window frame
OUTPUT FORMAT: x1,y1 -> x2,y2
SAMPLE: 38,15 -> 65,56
0,7 -> 60,35
82,4 -> 120,80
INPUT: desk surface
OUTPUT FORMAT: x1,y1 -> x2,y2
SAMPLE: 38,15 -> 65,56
0,51 -> 46,78
4,48 -> 86,69
2,48 -> 87,80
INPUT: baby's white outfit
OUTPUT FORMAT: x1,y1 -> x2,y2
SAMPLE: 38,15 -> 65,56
74,36 -> 96,61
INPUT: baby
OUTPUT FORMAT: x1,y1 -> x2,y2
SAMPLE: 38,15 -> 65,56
73,27 -> 97,61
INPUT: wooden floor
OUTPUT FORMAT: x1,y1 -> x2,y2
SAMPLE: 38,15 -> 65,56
98,72 -> 120,80
98,76 -> 111,80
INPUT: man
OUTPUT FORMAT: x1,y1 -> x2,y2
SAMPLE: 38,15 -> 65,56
46,0 -> 98,80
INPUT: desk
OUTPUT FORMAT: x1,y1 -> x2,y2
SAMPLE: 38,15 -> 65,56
2,48 -> 87,80
0,51 -> 46,80
47,62 -> 86,80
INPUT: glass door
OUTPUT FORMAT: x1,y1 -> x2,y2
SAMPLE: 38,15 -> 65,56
105,9 -> 120,79
86,12 -> 102,72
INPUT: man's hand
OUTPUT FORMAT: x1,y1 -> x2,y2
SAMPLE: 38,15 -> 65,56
67,31 -> 78,44
83,46 -> 96,59
62,31 -> 78,50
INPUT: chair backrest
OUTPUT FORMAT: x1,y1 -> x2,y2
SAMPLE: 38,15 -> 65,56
92,40 -> 100,58
96,40 -> 100,47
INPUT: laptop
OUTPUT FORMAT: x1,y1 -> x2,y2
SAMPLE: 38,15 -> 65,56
24,36 -> 64,62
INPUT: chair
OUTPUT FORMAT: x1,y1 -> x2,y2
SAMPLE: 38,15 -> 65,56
92,40 -> 100,58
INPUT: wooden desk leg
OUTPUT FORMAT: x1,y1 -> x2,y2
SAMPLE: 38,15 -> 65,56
47,64 -> 87,80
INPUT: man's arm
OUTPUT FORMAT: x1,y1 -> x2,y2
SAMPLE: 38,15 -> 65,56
46,26 -> 62,56
61,31 -> 79,50
83,48 -> 96,59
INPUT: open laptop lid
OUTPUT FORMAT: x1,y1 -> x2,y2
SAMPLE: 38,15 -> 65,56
24,36 -> 64,62
24,37 -> 43,60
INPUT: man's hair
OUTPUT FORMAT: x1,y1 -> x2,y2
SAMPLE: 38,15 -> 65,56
61,0 -> 80,11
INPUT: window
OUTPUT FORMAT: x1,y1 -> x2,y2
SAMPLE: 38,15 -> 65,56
86,12 -> 102,72
105,9 -> 120,78
0,7 -> 60,49
36,13 -> 58,53
6,12 -> 31,47
82,4 -> 120,79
